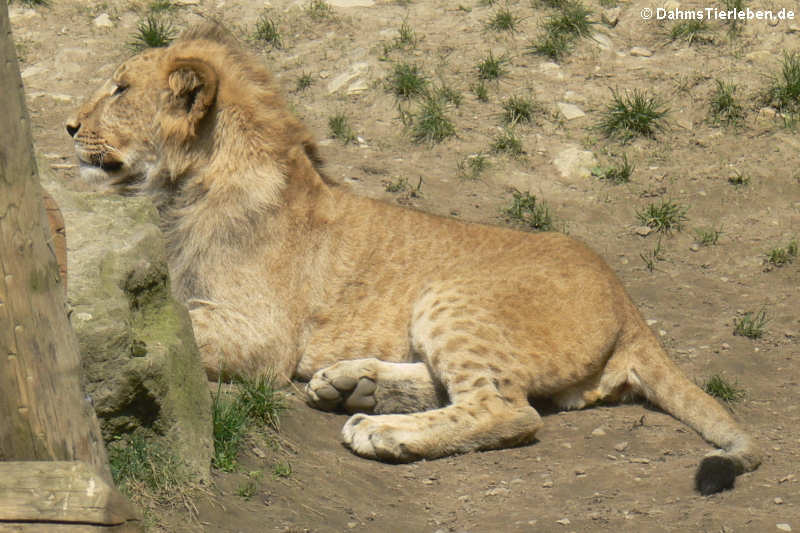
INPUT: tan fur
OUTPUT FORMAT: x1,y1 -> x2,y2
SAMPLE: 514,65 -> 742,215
67,23 -> 759,490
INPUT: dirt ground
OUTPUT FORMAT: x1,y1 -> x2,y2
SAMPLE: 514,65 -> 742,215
9,0 -> 800,531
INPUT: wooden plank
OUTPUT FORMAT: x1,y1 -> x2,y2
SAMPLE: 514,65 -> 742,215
0,462 -> 140,527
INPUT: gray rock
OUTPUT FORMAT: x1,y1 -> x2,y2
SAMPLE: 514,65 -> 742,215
630,47 -> 653,57
40,159 -> 212,482
557,102 -> 586,120
553,145 -> 598,180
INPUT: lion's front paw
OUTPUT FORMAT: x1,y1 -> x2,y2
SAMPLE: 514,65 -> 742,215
305,360 -> 378,413
341,413 -> 418,463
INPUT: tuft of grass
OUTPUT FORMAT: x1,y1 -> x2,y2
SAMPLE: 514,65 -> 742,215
272,461 -> 293,478
237,470 -> 263,500
694,227 -> 722,246
411,95 -> 456,144
591,153 -> 634,184
108,433 -> 188,502
129,14 -> 175,50
472,80 -> 490,102
254,12 -> 282,49
727,170 -> 750,186
433,84 -> 463,107
328,113 -> 357,144
387,62 -> 428,98
502,96 -> 538,125
149,0 -> 175,12
545,1 -> 594,38
640,237 -> 664,272
765,239 -> 798,267
457,153 -> 489,180
306,0 -> 334,20
733,309 -> 768,339
397,20 -> 418,48
636,200 -> 687,233
670,20 -> 711,45
529,29 -> 573,61
597,88 -> 668,140
477,51 -> 508,81
491,128 -> 524,156
709,80 -> 744,126
486,7 -> 520,31
765,51 -> 800,114
212,375 -> 286,472
504,190 -> 553,230
296,72 -> 314,91
702,375 -> 745,404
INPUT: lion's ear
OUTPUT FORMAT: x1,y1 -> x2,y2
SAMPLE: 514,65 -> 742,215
163,58 -> 218,139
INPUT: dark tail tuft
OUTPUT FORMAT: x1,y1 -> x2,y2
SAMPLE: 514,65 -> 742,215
695,455 -> 737,495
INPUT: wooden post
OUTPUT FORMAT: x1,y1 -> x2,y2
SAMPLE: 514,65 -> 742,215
0,1 -> 110,479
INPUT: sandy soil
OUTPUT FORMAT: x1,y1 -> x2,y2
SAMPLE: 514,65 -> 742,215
9,0 -> 800,531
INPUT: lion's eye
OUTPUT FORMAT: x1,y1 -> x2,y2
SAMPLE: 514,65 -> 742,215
113,84 -> 129,96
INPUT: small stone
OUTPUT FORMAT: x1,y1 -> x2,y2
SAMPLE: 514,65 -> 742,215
557,102 -> 586,120
591,427 -> 607,437
562,442 -> 572,449
542,480 -> 554,488
690,243 -> 700,252
776,525 -> 792,532
659,330 -> 667,337
779,474 -> 796,483
575,467 -> 587,475
635,226 -> 653,237
602,7 -> 621,26
556,518 -> 571,526
614,441 -> 629,452
347,522 -> 358,529
630,47 -> 653,57
319,71 -> 330,79
93,13 -> 114,28
630,457 -> 650,464
721,343 -> 731,351
789,24 -> 800,33
774,497 -> 784,504
485,487 -> 510,496
646,319 -> 658,326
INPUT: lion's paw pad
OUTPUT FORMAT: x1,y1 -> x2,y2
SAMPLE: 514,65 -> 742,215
341,414 -> 417,462
306,365 -> 378,413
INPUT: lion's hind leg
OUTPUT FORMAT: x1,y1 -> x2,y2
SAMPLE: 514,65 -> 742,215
306,359 -> 445,414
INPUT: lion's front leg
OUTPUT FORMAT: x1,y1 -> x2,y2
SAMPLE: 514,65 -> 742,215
306,359 -> 446,414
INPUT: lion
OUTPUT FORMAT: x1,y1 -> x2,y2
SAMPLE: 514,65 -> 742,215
66,23 -> 759,494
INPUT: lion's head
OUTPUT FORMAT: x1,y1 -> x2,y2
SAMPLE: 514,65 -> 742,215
67,23 -> 327,202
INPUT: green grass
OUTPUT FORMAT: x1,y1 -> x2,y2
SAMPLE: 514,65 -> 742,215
472,80 -> 490,102
254,12 -> 282,49
709,80 -> 744,126
396,21 -> 418,48
108,433 -> 188,502
529,29 -> 573,61
237,470 -> 263,500
504,190 -> 553,230
486,7 -> 520,31
694,227 -> 722,246
597,88 -> 668,140
640,237 -> 664,272
434,84 -> 463,107
306,0 -> 334,20
457,153 -> 489,180
212,375 -> 286,472
545,1 -> 594,37
765,239 -> 798,267
702,375 -> 745,404
766,51 -> 800,113
149,0 -> 175,12
411,95 -> 456,144
727,170 -> 750,186
491,128 -> 524,156
636,200 -> 687,233
328,113 -> 357,144
129,14 -> 175,50
733,309 -> 768,339
477,51 -> 508,80
272,461 -> 293,478
387,63 -> 428,98
502,96 -> 538,125
670,20 -> 711,45
296,73 -> 314,91
591,153 -> 634,184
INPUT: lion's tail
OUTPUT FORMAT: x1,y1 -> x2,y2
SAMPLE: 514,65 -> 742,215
622,327 -> 761,495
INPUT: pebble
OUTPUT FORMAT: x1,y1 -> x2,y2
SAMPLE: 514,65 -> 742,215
575,467 -> 587,476
614,441 -> 629,452
557,102 -> 586,120
601,7 -> 621,26
542,480 -> 554,488
690,243 -> 700,252
347,522 -> 358,529
591,426 -> 607,437
630,47 -> 653,57
721,343 -> 731,350
93,14 -> 114,29
630,457 -> 650,464
556,518 -> 571,526
774,497 -> 784,504
776,525 -> 792,532
485,487 -> 510,496
635,226 -> 653,236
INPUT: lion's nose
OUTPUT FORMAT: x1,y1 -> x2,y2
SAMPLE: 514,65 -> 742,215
65,120 -> 80,138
